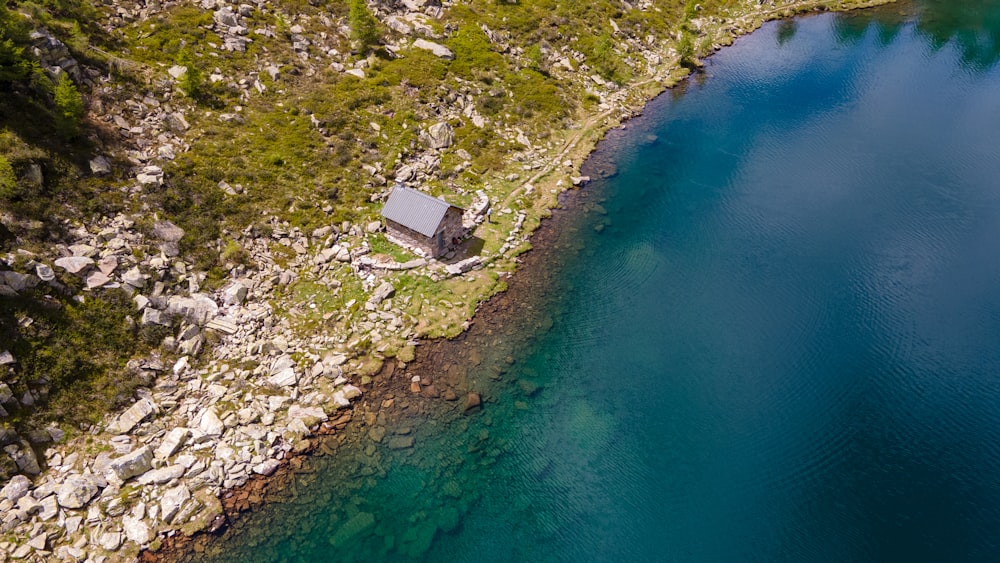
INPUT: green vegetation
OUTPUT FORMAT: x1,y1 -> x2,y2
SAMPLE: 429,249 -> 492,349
348,0 -> 380,53
53,73 -> 83,138
0,4 -> 32,84
0,288 -> 152,427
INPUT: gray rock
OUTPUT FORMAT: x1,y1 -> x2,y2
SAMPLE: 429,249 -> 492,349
107,445 -> 153,481
252,459 -> 280,476
27,532 -> 47,550
37,494 -> 58,520
137,464 -> 185,485
109,398 -> 157,434
199,408 -> 225,437
123,514 -> 151,545
168,65 -> 187,79
136,165 -> 163,186
214,7 -> 239,27
413,39 -> 454,60
99,531 -> 122,551
0,350 -> 13,365
85,270 -> 111,289
53,256 -> 93,275
222,280 -> 248,305
287,405 -> 327,426
167,294 -> 219,324
23,163 -> 43,185
89,156 -> 112,175
152,220 -> 185,242
425,121 -> 454,149
268,368 -> 297,387
34,263 -> 55,282
56,474 -> 99,509
155,427 -> 190,459
3,271 -> 37,292
164,112 -> 189,133
160,484 -> 190,524
1,475 -> 31,502
7,441 -> 40,474
141,307 -> 170,327
369,281 -> 395,304
122,267 -> 145,288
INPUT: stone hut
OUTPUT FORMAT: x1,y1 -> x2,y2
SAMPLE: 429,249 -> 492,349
381,185 -> 465,258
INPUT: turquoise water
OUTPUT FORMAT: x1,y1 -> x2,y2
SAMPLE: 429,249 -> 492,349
201,2 -> 1000,561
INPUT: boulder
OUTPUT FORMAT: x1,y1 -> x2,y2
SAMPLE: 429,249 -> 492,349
155,427 -> 190,459
122,267 -> 145,288
167,294 -> 219,324
34,263 -> 55,282
425,122 -> 454,149
107,445 -> 153,481
56,474 -> 99,509
369,281 -> 395,304
122,514 -> 151,545
160,484 -> 191,524
214,7 -> 239,27
7,441 -> 40,474
222,280 -> 248,305
109,399 -> 157,434
463,392 -> 481,413
136,165 -> 163,187
85,270 -> 111,289
53,256 -> 94,275
38,494 -> 58,520
99,531 -> 122,551
329,511 -> 375,547
3,271 -> 37,292
199,408 -> 225,437
137,464 -> 185,485
413,39 -> 454,60
141,308 -> 171,327
152,220 -> 185,242
164,112 -> 190,133
1,474 -> 31,502
252,459 -> 280,476
287,405 -> 328,427
89,156 -> 112,175
268,368 -> 297,387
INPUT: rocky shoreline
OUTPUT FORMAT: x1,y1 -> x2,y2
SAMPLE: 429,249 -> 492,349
143,163 -> 597,560
0,0 -> 895,560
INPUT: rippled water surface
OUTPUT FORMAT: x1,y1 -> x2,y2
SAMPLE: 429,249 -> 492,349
203,2 -> 1000,561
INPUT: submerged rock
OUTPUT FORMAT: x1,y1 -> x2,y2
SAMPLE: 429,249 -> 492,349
329,511 -> 375,547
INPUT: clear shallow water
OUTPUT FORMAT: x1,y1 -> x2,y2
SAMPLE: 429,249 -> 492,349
202,2 -> 1000,561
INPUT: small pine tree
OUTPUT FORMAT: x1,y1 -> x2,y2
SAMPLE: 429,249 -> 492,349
348,0 -> 380,53
0,5 -> 32,85
0,155 -> 15,200
53,73 -> 84,138
177,51 -> 203,99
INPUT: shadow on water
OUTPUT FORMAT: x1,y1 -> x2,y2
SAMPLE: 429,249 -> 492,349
833,0 -> 1000,70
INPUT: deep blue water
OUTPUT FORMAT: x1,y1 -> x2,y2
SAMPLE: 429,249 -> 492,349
202,2 -> 1000,561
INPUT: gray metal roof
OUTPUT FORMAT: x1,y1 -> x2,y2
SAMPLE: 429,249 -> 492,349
381,186 -> 460,238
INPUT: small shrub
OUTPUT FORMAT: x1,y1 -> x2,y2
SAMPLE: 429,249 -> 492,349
348,0 -> 380,53
0,155 -> 14,200
53,74 -> 84,138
